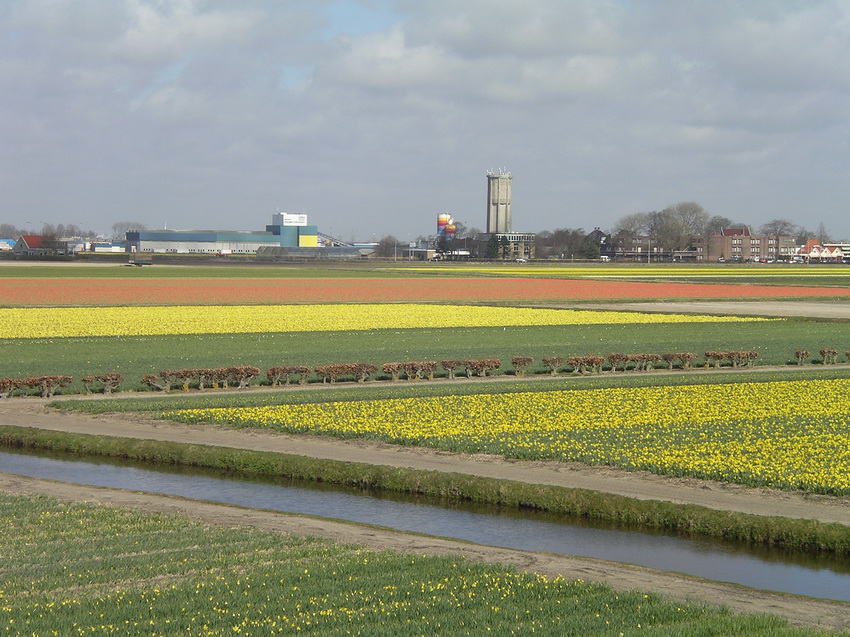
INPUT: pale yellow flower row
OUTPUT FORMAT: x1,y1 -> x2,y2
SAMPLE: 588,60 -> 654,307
168,378 -> 850,493
0,304 -> 773,338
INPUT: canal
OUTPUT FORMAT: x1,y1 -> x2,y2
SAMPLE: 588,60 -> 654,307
2,448 -> 849,602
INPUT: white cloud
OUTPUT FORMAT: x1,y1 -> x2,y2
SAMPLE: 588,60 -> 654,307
1,0 -> 849,238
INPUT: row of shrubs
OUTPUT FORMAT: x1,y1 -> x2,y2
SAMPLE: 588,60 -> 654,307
0,375 -> 74,399
795,348 -> 848,365
3,347 -> 848,397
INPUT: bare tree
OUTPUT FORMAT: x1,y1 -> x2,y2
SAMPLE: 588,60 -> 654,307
111,221 -> 146,239
758,219 -> 798,238
374,235 -> 401,258
797,227 -> 817,243
649,202 -> 709,253
539,227 -> 589,259
0,223 -> 22,237
816,222 -> 831,244
614,212 -> 650,236
672,202 -> 709,236
704,215 -> 738,235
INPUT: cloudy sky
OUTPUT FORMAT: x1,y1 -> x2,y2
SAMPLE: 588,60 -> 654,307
2,0 -> 849,241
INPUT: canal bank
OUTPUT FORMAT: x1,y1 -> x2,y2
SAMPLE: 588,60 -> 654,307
1,399 -> 850,630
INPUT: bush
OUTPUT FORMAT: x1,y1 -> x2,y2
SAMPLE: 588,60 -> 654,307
510,356 -> 534,376
566,355 -> 604,374
819,348 -> 839,365
440,360 -> 463,380
381,362 -> 403,382
81,373 -> 124,395
8,375 -> 74,398
267,365 -> 311,386
542,356 -> 563,375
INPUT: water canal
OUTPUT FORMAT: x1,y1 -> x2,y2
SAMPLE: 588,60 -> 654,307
2,448 -> 849,602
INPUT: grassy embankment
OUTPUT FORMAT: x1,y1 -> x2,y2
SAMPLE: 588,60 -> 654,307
2,493 -> 822,635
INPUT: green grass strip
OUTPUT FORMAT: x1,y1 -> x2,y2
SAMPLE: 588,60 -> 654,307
2,425 -> 849,558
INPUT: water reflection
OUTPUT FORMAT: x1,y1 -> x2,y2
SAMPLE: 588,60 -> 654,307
2,448 -> 848,602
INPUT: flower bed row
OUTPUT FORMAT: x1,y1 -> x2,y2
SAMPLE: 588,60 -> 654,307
4,275 -> 849,307
0,304 -> 775,339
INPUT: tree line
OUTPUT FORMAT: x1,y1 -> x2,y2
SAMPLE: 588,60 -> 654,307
373,202 -> 836,260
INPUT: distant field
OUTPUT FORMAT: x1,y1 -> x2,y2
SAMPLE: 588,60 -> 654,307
3,260 -> 850,286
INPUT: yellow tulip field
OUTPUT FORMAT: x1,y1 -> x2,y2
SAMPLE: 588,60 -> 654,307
168,378 -> 850,494
0,303 -> 773,338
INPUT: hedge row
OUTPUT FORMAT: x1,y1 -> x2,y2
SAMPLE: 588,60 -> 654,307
0,375 -> 72,398
3,347 -> 849,398
142,366 -> 262,392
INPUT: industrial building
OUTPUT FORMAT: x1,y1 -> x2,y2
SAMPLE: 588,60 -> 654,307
126,213 -> 319,255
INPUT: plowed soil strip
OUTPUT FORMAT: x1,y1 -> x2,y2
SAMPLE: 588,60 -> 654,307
3,277 -> 850,305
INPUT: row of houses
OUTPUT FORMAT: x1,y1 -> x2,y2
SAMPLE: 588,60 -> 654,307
607,228 -> 847,263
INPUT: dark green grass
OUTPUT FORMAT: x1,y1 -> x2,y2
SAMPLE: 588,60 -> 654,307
2,318 -> 848,395
0,262 -> 431,279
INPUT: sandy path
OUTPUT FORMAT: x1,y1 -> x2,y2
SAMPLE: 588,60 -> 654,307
576,299 -> 850,319
2,400 -> 850,630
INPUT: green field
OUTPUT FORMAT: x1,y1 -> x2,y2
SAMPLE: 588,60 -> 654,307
2,318 -> 847,394
3,261 -> 850,631
0,493 -> 821,636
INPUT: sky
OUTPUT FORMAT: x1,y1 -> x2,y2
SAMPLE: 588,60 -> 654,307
1,0 -> 849,241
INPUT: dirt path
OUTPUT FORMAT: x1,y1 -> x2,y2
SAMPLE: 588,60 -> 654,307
2,399 -> 850,630
575,300 -> 850,319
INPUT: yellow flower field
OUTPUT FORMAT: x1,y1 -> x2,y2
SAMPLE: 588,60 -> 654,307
168,378 -> 850,494
0,303 -> 774,338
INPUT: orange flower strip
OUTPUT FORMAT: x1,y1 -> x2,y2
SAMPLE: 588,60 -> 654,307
2,277 -> 849,306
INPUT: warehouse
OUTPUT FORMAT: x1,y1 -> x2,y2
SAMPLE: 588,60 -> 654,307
125,213 -> 318,254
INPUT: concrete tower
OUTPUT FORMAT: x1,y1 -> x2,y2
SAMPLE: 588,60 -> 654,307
486,171 -> 512,234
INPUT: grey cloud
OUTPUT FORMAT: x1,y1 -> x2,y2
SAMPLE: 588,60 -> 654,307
1,0 -> 848,239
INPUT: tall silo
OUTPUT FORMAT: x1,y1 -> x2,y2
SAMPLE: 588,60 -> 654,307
486,171 -> 512,234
